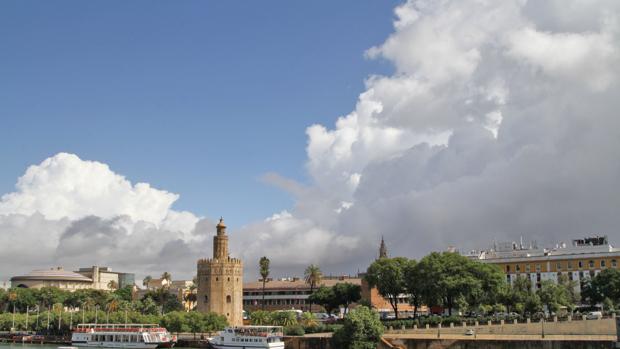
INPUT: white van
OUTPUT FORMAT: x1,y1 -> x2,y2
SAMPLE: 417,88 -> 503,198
586,311 -> 602,320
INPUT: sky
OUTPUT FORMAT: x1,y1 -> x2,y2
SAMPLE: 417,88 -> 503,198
2,0 -> 620,283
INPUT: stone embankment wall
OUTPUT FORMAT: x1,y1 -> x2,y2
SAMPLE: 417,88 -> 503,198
285,317 -> 618,349
388,339 -> 614,349
384,317 -> 616,337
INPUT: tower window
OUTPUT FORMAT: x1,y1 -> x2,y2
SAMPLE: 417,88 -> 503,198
228,277 -> 230,282
204,295 -> 208,303
226,295 -> 232,303
216,277 -> 219,281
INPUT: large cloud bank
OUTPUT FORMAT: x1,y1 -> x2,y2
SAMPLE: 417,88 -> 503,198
233,0 -> 620,276
2,0 -> 620,282
0,153 -> 212,281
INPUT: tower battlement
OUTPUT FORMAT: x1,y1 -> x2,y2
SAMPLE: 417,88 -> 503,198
197,257 -> 243,265
196,217 -> 243,327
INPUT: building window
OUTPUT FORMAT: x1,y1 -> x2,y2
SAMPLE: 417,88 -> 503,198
613,259 -> 617,268
526,264 -> 531,272
589,260 -> 595,268
578,261 -> 583,269
535,264 -> 541,272
228,277 -> 230,282
567,261 -> 573,270
556,262 -> 562,270
516,265 -> 521,272
226,295 -> 231,303
506,265 -> 510,273
204,295 -> 208,303
601,260 -> 606,268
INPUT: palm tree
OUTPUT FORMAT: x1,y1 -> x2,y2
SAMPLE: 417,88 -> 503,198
259,256 -> 270,310
107,280 -> 118,290
304,264 -> 322,312
143,275 -> 152,289
161,272 -> 172,288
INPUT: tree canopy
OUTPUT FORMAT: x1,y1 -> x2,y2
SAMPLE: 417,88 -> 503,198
331,306 -> 383,349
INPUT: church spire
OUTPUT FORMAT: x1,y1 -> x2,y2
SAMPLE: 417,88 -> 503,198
379,236 -> 388,259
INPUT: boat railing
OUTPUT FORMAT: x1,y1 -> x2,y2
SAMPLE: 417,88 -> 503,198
74,324 -> 166,333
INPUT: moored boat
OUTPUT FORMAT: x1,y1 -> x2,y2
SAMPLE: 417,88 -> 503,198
208,326 -> 284,349
71,323 -> 176,349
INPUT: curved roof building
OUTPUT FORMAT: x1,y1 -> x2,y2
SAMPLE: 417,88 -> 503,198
11,267 -> 93,290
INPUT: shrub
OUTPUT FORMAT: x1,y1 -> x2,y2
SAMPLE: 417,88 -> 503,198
284,324 -> 305,336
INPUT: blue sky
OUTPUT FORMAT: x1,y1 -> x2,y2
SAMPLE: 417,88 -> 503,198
0,1 -> 400,228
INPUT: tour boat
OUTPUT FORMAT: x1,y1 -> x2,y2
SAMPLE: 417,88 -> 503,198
71,323 -> 176,349
208,326 -> 284,349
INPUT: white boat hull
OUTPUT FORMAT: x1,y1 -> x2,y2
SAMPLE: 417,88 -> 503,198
72,343 -> 158,349
209,344 -> 284,349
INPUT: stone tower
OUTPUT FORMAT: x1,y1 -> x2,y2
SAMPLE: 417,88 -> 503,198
197,218 -> 243,326
379,236 -> 388,259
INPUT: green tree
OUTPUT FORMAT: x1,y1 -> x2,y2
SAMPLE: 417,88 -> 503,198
332,283 -> 361,314
259,256 -> 270,311
537,280 -> 576,315
582,269 -> 620,306
37,287 -> 67,309
415,253 -> 445,312
364,257 -> 408,318
113,286 -> 134,302
163,295 -> 184,313
331,306 -> 383,349
184,311 -> 205,339
308,286 -> 339,314
161,311 -> 188,334
403,259 -> 423,318
139,297 -> 160,315
304,264 -> 323,312
161,272 -> 172,287
143,275 -> 153,289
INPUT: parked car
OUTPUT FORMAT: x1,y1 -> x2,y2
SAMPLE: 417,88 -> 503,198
313,312 -> 329,320
586,311 -> 602,320
464,329 -> 475,336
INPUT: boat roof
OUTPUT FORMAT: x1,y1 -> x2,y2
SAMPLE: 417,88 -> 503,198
230,326 -> 283,330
